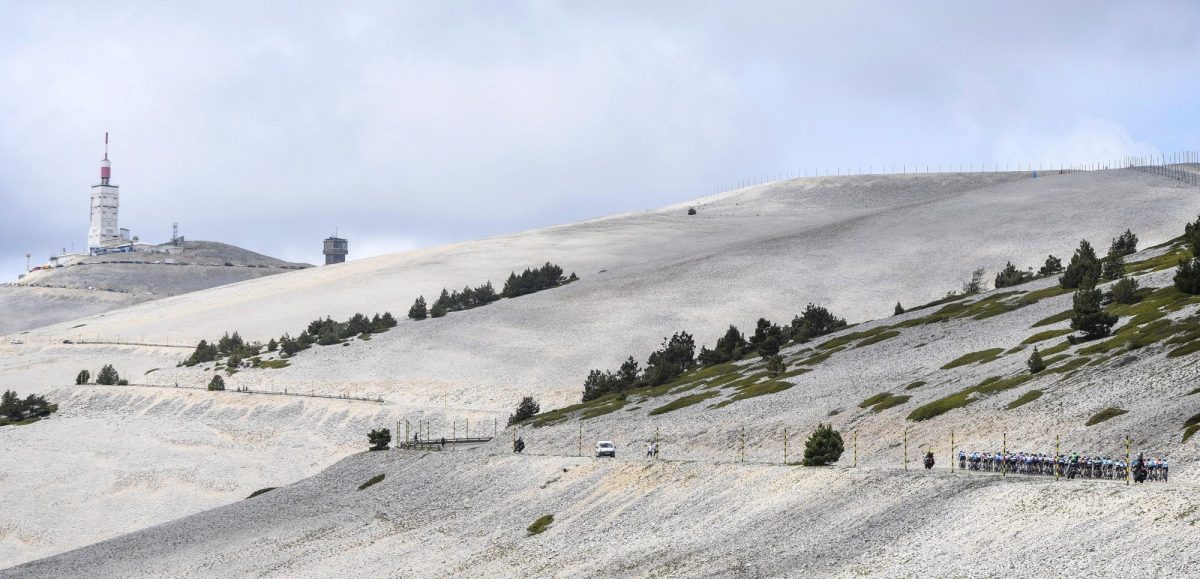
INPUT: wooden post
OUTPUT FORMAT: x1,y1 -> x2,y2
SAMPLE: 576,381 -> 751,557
740,427 -> 745,463
950,431 -> 954,473
452,421 -> 456,451
783,428 -> 788,465
1002,432 -> 1007,478
853,430 -> 857,468
578,424 -> 582,457
903,428 -> 908,471
655,426 -> 660,460
405,420 -> 410,448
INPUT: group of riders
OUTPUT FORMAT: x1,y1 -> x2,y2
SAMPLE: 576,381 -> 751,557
945,450 -> 1168,482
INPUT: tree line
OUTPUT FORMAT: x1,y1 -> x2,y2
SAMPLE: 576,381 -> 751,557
0,390 -> 55,425
408,262 -> 576,320
181,312 -> 399,368
580,303 -> 847,402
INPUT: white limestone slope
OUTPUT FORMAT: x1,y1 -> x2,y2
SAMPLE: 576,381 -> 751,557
2,169 -> 1199,571
9,170 -> 1199,412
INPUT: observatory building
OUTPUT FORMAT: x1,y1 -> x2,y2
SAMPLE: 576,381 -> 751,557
88,133 -> 123,253
323,235 -> 348,265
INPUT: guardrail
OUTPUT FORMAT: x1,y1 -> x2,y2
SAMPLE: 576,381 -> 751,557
74,382 -> 387,404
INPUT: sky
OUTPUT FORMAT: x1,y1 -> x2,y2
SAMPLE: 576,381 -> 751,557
2,1 -> 1198,277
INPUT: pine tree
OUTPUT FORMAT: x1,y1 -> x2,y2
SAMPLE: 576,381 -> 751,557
75,369 -> 91,385
208,374 -> 226,391
430,300 -> 447,318
802,423 -> 844,466
96,364 -> 120,385
791,304 -> 848,342
408,296 -> 428,320
1038,254 -> 1064,276
1070,283 -> 1118,340
1109,229 -> 1138,258
267,338 -> 278,352
507,396 -> 541,426
1175,258 -> 1200,295
894,302 -> 905,315
1060,240 -> 1101,289
962,267 -> 986,294
617,356 -> 640,387
1026,346 -> 1046,374
0,390 -> 20,418
367,428 -> 391,451
1186,215 -> 1200,255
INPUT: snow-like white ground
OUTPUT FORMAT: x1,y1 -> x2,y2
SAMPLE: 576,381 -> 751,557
2,169 -> 1199,571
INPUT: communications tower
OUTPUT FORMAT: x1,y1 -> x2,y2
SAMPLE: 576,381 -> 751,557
88,133 -> 121,252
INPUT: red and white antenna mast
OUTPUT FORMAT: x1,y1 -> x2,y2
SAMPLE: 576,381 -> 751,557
100,132 -> 111,184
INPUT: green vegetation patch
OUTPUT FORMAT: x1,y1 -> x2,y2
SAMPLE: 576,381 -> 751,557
1006,390 -> 1043,410
648,391 -> 720,415
1022,329 -> 1075,344
1039,340 -> 1072,357
580,396 -> 629,419
1047,356 -> 1091,374
1020,285 -> 1073,305
1125,245 -> 1190,274
358,474 -> 385,491
818,326 -> 896,350
257,359 -> 291,369
855,330 -> 901,348
710,380 -> 794,409
858,392 -> 910,412
144,368 -> 160,375
904,380 -> 927,390
1085,407 -> 1128,426
527,514 -> 554,536
1031,310 -> 1073,328
941,348 -> 1005,370
907,373 -> 1032,422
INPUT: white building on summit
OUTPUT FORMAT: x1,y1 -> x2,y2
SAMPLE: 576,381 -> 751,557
88,133 -> 124,253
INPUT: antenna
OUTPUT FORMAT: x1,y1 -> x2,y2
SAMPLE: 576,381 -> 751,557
104,132 -> 109,160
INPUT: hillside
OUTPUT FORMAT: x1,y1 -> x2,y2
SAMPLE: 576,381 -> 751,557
0,241 -> 310,335
2,168 -> 1199,570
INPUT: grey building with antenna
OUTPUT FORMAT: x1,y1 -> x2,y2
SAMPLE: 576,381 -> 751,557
323,235 -> 348,265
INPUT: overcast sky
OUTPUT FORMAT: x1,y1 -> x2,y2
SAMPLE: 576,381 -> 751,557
2,1 -> 1198,277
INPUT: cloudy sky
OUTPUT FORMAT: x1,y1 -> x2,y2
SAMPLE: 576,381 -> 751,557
2,1 -> 1198,277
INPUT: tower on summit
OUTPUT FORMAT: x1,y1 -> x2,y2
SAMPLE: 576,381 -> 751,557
88,133 -> 121,252
323,234 -> 348,265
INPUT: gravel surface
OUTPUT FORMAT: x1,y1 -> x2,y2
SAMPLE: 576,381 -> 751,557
8,451 -> 1198,578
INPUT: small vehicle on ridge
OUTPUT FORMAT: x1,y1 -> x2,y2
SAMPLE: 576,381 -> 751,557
595,441 -> 616,458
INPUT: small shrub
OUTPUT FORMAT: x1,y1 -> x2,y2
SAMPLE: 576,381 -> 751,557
1038,255 -> 1064,276
765,355 -> 786,377
1026,347 -> 1046,374
75,370 -> 90,385
207,375 -> 226,391
368,428 -> 391,451
801,423 -> 844,466
1085,407 -> 1128,426
687,207 -> 697,215
994,262 -> 1033,288
527,514 -> 554,535
1109,276 -> 1140,305
894,302 -> 905,315
358,473 -> 385,490
507,396 -> 541,426
116,379 -> 129,385
962,267 -> 986,294
904,381 -> 926,390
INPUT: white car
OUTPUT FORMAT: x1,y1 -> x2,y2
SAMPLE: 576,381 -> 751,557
595,441 -> 616,458
9,339 -> 24,345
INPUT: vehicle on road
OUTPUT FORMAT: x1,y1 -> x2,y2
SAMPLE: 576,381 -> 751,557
595,441 -> 616,458
9,339 -> 24,345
